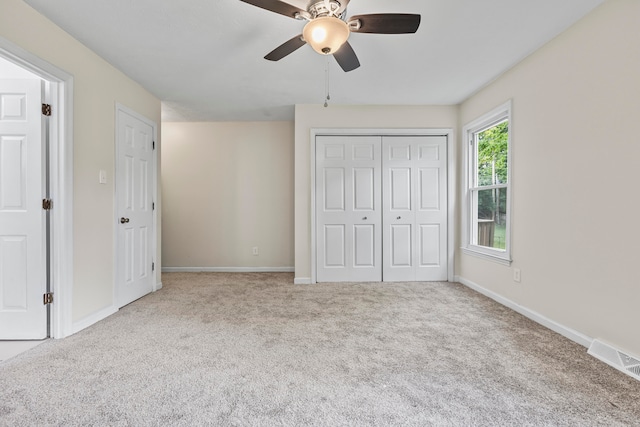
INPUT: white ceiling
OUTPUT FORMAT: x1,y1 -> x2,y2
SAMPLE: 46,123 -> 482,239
24,0 -> 604,121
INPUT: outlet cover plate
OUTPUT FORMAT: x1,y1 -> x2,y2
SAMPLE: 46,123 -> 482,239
513,268 -> 521,282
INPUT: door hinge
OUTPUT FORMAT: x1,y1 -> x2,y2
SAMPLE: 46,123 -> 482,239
42,198 -> 53,210
43,292 -> 54,305
152,202 -> 155,211
42,103 -> 52,116
152,141 -> 155,150
152,262 -> 155,272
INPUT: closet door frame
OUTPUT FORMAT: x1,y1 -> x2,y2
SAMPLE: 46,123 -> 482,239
310,128 -> 455,284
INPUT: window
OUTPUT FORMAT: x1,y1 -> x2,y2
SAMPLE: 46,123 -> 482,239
463,101 -> 512,264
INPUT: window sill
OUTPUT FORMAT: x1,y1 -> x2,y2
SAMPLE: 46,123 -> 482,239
462,246 -> 512,266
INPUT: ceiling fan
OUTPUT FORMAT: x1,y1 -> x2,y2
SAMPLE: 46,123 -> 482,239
239,0 -> 421,72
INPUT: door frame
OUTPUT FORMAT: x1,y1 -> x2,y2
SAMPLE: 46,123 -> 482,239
310,128 -> 456,284
113,103 -> 159,307
0,37 -> 74,338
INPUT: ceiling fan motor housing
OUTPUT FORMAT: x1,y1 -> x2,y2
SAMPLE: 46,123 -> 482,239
308,1 -> 346,19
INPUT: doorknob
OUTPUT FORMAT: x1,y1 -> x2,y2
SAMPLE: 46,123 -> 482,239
120,217 -> 130,224
397,216 -> 401,220
362,216 -> 368,220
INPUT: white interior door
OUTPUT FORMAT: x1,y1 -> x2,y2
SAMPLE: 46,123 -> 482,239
382,139 -> 415,281
316,136 -> 381,282
383,136 -> 448,281
413,136 -> 448,281
116,108 -> 154,307
0,79 -> 47,339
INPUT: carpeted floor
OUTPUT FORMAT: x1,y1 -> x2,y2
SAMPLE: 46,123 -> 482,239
1,272 -> 639,426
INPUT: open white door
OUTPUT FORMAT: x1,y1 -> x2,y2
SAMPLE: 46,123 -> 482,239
0,79 -> 47,339
116,107 -> 155,307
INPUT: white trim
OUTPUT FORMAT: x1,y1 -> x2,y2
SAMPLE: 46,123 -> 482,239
309,130 -> 317,284
462,100 -> 513,265
114,103 -> 159,308
162,267 -> 295,273
71,304 -> 118,335
0,36 -> 74,339
461,247 -> 512,266
310,128 -> 456,284
294,277 -> 312,285
447,129 -> 456,282
155,281 -> 163,290
455,275 -> 592,348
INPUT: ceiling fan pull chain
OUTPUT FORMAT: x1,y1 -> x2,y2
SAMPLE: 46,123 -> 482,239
324,56 -> 331,107
327,55 -> 331,101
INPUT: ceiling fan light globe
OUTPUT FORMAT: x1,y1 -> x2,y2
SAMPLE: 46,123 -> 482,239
303,16 -> 350,55
311,27 -> 327,43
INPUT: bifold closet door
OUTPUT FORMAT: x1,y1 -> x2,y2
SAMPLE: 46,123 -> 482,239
316,136 -> 382,282
382,136 -> 448,281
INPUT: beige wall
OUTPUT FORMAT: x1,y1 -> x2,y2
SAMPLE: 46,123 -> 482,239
161,122 -> 294,269
0,0 -> 161,323
457,0 -> 640,355
294,105 -> 458,281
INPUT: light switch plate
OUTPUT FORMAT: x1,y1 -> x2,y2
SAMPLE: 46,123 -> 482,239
99,170 -> 107,184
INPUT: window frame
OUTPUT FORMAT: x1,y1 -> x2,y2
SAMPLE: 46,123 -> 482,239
462,100 -> 513,265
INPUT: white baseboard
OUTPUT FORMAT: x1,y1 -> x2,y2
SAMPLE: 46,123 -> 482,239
455,276 -> 593,348
161,267 -> 294,273
154,281 -> 163,291
71,304 -> 118,336
294,277 -> 312,285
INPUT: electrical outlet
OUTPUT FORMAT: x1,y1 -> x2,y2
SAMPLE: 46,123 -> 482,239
513,268 -> 521,283
252,247 -> 259,256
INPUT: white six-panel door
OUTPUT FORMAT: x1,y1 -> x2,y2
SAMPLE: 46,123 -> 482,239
0,79 -> 47,339
316,136 -> 382,282
116,108 -> 154,307
383,136 -> 448,281
316,134 -> 447,283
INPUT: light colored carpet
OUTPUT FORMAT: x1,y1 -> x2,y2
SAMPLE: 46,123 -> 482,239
0,340 -> 46,362
1,272 -> 638,426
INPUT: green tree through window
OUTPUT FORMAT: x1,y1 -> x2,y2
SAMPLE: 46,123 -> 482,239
478,121 -> 508,186
477,121 -> 508,226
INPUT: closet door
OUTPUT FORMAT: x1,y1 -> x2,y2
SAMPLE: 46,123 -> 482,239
316,136 -> 382,282
383,136 -> 448,281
